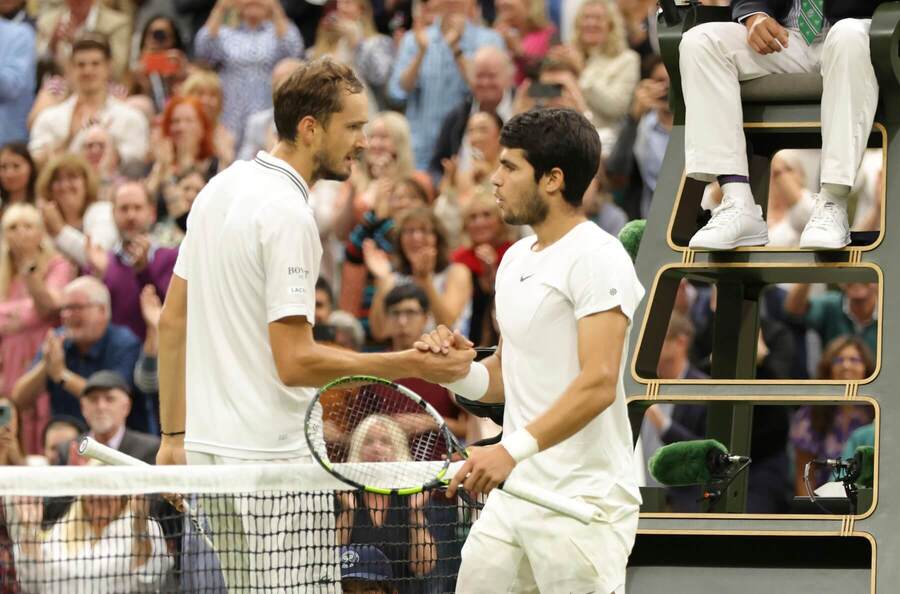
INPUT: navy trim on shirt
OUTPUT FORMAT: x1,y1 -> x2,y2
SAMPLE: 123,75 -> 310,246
253,155 -> 309,203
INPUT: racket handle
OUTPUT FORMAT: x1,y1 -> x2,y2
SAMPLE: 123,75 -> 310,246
500,479 -> 599,525
79,438 -> 215,549
79,436 -> 150,466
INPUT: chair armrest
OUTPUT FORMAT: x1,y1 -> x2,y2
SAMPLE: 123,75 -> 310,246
660,5 -> 732,123
870,1 -> 900,122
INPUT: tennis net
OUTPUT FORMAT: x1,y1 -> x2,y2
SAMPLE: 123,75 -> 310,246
0,462 -> 480,593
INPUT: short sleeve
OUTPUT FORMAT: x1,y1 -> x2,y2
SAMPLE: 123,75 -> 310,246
567,243 -> 645,322
258,202 -> 320,324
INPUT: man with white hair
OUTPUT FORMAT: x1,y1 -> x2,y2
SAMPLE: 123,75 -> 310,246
429,44 -> 516,182
11,276 -> 144,431
57,370 -> 160,465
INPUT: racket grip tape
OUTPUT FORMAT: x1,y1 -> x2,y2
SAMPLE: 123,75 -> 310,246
500,478 -> 599,525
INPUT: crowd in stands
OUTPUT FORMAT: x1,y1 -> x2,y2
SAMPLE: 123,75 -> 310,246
0,0 -> 887,587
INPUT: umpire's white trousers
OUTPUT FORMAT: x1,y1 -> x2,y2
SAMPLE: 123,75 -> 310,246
455,486 -> 639,594
681,19 -> 878,187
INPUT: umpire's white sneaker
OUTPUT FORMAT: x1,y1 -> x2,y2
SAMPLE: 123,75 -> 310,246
688,196 -> 769,250
798,195 -> 851,249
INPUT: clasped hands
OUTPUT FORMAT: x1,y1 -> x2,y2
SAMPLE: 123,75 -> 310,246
413,325 -> 516,497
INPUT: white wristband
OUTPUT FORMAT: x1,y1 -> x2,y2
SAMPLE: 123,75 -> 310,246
501,428 -> 539,463
441,361 -> 489,401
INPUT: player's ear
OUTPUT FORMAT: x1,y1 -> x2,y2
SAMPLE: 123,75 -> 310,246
296,115 -> 319,147
543,167 -> 564,196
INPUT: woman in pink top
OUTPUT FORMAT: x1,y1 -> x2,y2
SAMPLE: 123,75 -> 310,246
0,204 -> 75,455
494,0 -> 557,84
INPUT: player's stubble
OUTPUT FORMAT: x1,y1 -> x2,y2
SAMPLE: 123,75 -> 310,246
501,186 -> 549,226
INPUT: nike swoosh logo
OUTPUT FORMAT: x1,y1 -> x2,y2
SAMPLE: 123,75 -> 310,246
520,273 -> 535,282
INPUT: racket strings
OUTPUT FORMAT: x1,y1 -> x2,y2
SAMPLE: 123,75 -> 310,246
318,381 -> 450,490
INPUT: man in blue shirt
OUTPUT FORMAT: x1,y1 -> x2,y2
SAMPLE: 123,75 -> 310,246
0,18 -> 36,145
11,276 -> 145,432
388,0 -> 503,169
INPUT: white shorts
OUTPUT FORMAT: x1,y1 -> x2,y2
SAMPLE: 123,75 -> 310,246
186,451 -> 339,593
456,486 -> 639,594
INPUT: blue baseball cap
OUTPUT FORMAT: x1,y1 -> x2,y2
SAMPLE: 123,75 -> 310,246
340,545 -> 393,581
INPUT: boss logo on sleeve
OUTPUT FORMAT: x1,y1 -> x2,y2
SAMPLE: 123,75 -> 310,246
287,266 -> 310,279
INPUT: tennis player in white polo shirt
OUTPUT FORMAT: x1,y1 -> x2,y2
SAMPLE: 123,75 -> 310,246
155,58 -> 473,592
419,108 -> 645,594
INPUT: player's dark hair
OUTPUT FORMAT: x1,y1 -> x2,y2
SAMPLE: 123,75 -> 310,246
500,108 -> 601,208
384,283 -> 430,313
273,57 -> 364,144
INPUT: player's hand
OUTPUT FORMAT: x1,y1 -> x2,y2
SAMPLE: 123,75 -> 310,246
446,444 -> 515,497
156,434 -> 187,465
414,343 -> 476,383
414,325 -> 473,355
745,13 -> 788,55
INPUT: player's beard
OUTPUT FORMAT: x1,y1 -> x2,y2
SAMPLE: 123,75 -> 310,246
312,147 -> 352,182
501,187 -> 548,226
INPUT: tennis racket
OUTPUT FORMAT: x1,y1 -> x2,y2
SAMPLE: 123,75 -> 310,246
304,375 -> 603,524
78,436 -> 216,550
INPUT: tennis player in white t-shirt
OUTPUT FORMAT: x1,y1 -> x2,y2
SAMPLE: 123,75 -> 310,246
154,58 -> 473,592
418,108 -> 645,594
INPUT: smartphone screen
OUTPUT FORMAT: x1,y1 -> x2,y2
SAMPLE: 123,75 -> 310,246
527,82 -> 563,99
0,404 -> 10,429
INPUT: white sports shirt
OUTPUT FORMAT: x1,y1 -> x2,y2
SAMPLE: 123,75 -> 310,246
174,151 -> 322,460
496,221 -> 645,502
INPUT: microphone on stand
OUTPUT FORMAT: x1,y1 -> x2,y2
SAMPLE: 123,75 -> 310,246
648,439 -> 751,486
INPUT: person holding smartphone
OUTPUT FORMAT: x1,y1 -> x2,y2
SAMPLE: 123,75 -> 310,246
131,15 -> 187,109
606,54 -> 672,219
0,399 -> 24,466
